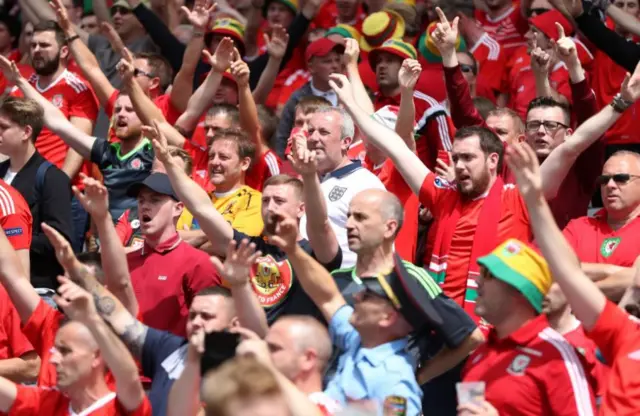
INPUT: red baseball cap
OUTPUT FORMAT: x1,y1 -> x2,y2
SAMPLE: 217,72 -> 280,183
305,38 -> 345,61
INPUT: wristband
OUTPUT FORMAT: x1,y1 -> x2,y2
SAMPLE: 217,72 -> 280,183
611,93 -> 633,113
66,34 -> 80,43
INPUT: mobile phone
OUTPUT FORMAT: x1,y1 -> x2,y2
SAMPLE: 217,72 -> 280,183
437,149 -> 451,166
200,331 -> 241,376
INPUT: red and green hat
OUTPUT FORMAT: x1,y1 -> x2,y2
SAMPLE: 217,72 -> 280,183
325,24 -> 362,44
360,10 -> 406,52
208,18 -> 246,56
369,38 -> 417,71
418,21 -> 467,63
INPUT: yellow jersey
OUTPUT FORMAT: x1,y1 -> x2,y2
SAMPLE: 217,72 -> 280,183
211,185 -> 264,236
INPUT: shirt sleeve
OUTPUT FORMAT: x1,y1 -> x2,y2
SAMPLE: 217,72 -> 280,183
586,300 -> 639,364
4,301 -> 34,358
1,211 -> 32,250
90,137 -> 113,168
141,327 -> 187,379
328,305 -> 360,351
8,385 -> 49,415
21,300 -> 59,359
115,210 -> 133,245
69,85 -> 99,122
418,172 -> 447,211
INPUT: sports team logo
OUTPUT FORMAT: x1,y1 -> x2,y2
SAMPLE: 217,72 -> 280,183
600,237 -> 621,258
52,94 -> 64,108
328,186 -> 347,202
503,241 -> 521,256
130,158 -> 143,170
250,255 -> 293,308
506,354 -> 530,376
130,219 -> 140,229
383,395 -> 407,416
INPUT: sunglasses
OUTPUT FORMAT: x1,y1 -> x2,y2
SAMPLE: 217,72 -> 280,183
460,64 -> 477,75
111,6 -> 131,16
133,68 -> 153,78
525,120 -> 569,134
596,173 -> 640,186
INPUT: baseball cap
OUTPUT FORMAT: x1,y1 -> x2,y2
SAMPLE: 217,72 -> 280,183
305,38 -> 345,61
127,173 -> 179,201
529,9 -> 574,41
477,239 -> 552,313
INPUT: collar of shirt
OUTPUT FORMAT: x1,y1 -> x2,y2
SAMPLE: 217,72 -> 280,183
322,160 -> 363,181
142,233 -> 182,256
310,81 -> 338,106
374,92 -> 401,108
355,337 -> 410,366
487,314 -> 549,347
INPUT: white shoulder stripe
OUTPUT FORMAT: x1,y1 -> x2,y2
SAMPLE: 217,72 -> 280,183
0,186 -> 16,216
539,328 -> 594,416
264,152 -> 280,175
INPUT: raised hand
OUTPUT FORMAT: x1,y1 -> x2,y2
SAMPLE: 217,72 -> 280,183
343,38 -> 360,68
0,55 -> 20,84
210,239 -> 262,287
328,73 -> 356,108
265,24 -> 289,60
620,59 -> 640,102
530,34 -> 552,76
435,153 -> 455,183
49,0 -> 73,34
148,120 -> 172,164
265,211 -> 299,252
233,326 -> 274,368
432,7 -> 460,55
53,276 -> 98,322
553,22 -> 579,69
181,0 -> 217,32
203,37 -> 236,73
398,59 -> 422,92
116,57 -> 135,84
230,52 -> 250,87
505,141 -> 543,201
287,134 -> 318,177
73,174 -> 110,221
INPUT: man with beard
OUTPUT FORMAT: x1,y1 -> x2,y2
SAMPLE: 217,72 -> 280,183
2,56 -> 152,222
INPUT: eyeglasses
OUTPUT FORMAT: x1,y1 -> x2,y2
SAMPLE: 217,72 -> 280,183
525,120 -> 569,134
595,173 -> 640,186
460,64 -> 477,75
110,6 -> 131,16
133,68 -> 153,78
526,7 -> 551,17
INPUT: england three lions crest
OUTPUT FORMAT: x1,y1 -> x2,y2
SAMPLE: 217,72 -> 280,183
328,186 -> 347,202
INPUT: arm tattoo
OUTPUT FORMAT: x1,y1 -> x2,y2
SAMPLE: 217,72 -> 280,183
121,320 -> 149,358
92,293 -> 116,316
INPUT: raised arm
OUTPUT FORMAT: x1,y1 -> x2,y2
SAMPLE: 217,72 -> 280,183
0,58 -> 95,158
531,34 -> 569,106
54,277 -> 146,412
51,0 -> 116,107
252,25 -> 289,106
210,240 -> 268,338
607,4 -> 640,37
329,73 -> 430,195
26,0 -> 89,43
175,37 -> 235,134
289,134 -> 340,264
507,141 -> 606,330
540,59 -> 640,199
167,329 -> 205,416
344,38 -> 375,115
269,213 -> 345,323
72,176 -> 138,316
119,55 -> 167,125
232,54 -> 268,156
151,121 -> 234,256
396,59 -> 419,151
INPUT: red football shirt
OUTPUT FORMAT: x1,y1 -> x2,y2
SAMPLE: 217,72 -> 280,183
475,4 -> 529,60
312,0 -> 366,30
11,69 -> 99,171
9,386 -> 152,416
463,314 -> 596,415
245,149 -> 282,192
128,234 -> 222,337
0,286 -> 33,361
0,179 -> 32,250
21,300 -> 64,387
563,210 -> 640,267
586,300 -> 640,415
563,319 -> 609,400
470,33 -> 508,100
419,173 -> 531,308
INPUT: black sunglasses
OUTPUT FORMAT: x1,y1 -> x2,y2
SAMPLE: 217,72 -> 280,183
133,68 -> 153,78
460,64 -> 477,75
111,6 -> 131,15
596,173 -> 640,186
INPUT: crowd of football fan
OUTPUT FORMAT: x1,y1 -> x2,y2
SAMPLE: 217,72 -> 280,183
0,0 -> 639,414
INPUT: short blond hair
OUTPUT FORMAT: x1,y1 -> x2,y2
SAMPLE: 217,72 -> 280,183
202,357 -> 283,416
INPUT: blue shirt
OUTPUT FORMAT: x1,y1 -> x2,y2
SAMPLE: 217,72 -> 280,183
324,305 -> 423,415
141,327 -> 188,416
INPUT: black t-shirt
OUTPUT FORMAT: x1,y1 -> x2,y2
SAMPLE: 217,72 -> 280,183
233,230 -> 342,323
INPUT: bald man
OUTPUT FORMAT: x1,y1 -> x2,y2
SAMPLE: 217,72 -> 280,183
266,315 -> 340,413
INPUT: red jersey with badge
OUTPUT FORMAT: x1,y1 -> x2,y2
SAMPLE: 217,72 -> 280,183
0,286 -> 33,361
11,70 -> 98,183
587,300 -> 640,415
563,319 -> 609,400
475,3 -> 529,60
373,92 -> 455,171
463,314 -> 597,415
128,234 -> 222,337
9,386 -> 152,416
0,179 -> 32,251
245,150 -> 282,191
562,210 -> 640,267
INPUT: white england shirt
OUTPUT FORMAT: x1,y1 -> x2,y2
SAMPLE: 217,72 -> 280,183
300,161 -> 386,268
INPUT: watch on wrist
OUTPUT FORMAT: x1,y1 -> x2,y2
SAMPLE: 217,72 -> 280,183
611,93 -> 633,113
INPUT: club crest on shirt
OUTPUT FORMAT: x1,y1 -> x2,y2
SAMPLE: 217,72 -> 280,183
383,395 -> 407,415
506,354 -> 530,376
52,94 -> 64,108
600,237 -> 621,258
328,186 -> 347,202
250,255 -> 293,307
130,158 -> 143,170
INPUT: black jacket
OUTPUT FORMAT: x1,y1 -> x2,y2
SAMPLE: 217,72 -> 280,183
0,151 -> 73,289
